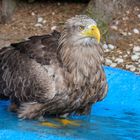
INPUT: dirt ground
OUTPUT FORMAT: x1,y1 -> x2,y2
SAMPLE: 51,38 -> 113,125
0,0 -> 140,74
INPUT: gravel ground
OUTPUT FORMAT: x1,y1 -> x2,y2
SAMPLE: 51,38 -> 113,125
0,1 -> 139,74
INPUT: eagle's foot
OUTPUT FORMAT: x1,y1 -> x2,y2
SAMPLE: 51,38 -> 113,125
40,121 -> 61,128
56,118 -> 81,126
40,119 -> 81,128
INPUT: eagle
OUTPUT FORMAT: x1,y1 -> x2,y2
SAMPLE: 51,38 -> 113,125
0,15 -> 108,122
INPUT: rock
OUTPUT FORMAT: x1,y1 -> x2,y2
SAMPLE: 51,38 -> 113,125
42,20 -> 47,24
115,58 -> 124,64
138,14 -> 140,18
131,55 -> 139,61
127,51 -> 130,54
105,58 -> 112,65
112,56 -> 115,60
103,44 -> 108,49
104,49 -> 110,52
122,17 -> 129,20
128,32 -> 132,36
110,63 -> 117,67
51,26 -> 57,31
123,54 -> 128,58
52,12 -> 55,15
37,17 -> 43,23
133,46 -> 140,52
35,23 -> 43,27
126,65 -> 136,72
31,12 -> 35,16
126,65 -> 132,69
133,28 -> 139,34
118,55 -> 123,58
129,44 -> 133,47
121,31 -> 127,36
130,66 -> 136,72
108,44 -> 116,50
110,25 -> 118,30
57,2 -> 61,6
126,10 -> 130,14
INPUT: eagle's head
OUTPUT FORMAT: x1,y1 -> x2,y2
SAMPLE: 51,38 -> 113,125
59,15 -> 103,84
60,15 -> 100,46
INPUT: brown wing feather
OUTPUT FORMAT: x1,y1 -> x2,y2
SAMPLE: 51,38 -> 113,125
11,30 -> 61,65
0,30 -> 61,104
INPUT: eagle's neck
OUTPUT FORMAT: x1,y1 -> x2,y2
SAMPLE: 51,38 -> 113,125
59,36 -> 103,85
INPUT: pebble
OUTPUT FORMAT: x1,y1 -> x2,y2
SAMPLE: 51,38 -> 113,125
111,25 -> 118,30
112,56 -> 115,60
126,65 -> 136,72
131,54 -> 139,61
128,32 -> 132,36
42,20 -> 47,24
31,12 -> 35,16
133,46 -> 140,52
127,51 -> 131,54
37,17 -> 43,23
133,28 -> 139,34
130,66 -> 136,72
52,12 -> 55,15
123,54 -> 128,58
126,10 -> 130,14
129,44 -> 133,47
105,59 -> 112,65
121,31 -> 127,36
122,17 -> 129,20
138,14 -> 140,18
104,49 -> 110,53
35,23 -> 43,27
115,58 -> 124,64
103,44 -> 108,50
126,65 -> 132,69
108,44 -> 116,50
51,26 -> 57,31
110,63 -> 117,67
57,2 -> 61,6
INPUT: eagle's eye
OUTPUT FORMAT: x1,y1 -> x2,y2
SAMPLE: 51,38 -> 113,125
79,25 -> 85,31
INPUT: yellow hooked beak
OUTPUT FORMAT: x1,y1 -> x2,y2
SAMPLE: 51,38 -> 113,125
82,25 -> 100,43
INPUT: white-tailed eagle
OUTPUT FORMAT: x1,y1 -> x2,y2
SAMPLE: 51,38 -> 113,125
0,15 -> 108,120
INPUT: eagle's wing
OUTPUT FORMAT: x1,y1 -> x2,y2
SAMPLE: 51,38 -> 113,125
0,30 -> 61,104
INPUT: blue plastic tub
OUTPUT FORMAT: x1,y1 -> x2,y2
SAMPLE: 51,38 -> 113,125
0,67 -> 140,140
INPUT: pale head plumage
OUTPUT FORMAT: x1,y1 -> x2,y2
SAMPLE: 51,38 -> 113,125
59,15 -> 100,47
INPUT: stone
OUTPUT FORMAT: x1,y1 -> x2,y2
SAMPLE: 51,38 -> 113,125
42,20 -> 47,24
133,28 -> 139,34
130,66 -> 136,72
110,25 -> 118,30
128,32 -> 132,36
35,23 -> 43,27
105,58 -> 112,65
31,12 -> 35,16
115,58 -> 124,64
126,65 -> 136,72
37,17 -> 43,23
110,63 -> 117,67
131,55 -> 139,61
51,26 -> 57,31
133,46 -> 140,52
108,44 -> 116,50
103,44 -> 108,49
